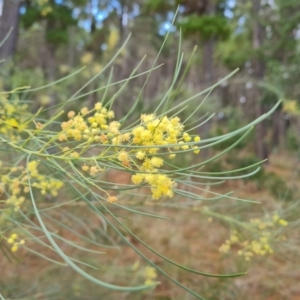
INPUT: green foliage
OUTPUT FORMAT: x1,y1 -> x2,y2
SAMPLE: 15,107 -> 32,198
143,0 -> 174,14
212,127 -> 251,151
212,114 -> 255,151
203,160 -> 225,173
261,90 -> 280,106
286,129 -> 300,151
216,33 -> 251,69
227,155 -> 264,181
180,15 -> 231,41
20,6 -> 40,29
21,3 -> 76,45
226,156 -> 295,201
263,172 -> 294,201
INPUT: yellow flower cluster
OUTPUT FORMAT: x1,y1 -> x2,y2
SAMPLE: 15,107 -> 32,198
58,109 -> 201,201
79,52 -> 102,77
132,114 -> 200,155
130,114 -> 200,199
26,160 -> 64,196
82,63 -> 103,78
39,95 -> 51,106
41,5 -> 52,16
59,103 -> 125,144
81,164 -> 103,176
35,0 -> 52,16
107,27 -> 120,51
7,233 -> 25,252
219,213 -> 288,261
1,159 -> 64,211
0,97 -> 28,141
59,64 -> 70,75
131,261 -> 158,286
80,52 -> 94,65
5,195 -> 25,212
132,173 -> 173,200
107,196 -> 118,203
283,100 -> 299,115
143,266 -> 158,285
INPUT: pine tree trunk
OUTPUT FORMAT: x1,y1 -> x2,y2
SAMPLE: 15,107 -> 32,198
271,109 -> 286,149
203,38 -> 214,84
0,0 -> 21,60
252,0 -> 269,160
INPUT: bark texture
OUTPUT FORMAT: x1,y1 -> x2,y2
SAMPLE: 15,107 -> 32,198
0,0 -> 21,60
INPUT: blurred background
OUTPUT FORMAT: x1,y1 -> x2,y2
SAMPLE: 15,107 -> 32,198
1,0 -> 300,299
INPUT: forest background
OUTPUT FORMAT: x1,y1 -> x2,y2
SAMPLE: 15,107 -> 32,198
1,0 -> 300,299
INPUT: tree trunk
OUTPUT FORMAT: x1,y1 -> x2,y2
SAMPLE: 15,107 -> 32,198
202,37 -> 214,84
119,0 -> 125,41
271,109 -> 286,149
0,0 -> 21,60
202,1 -> 215,85
252,0 -> 268,160
67,27 -> 75,68
46,43 -> 57,115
